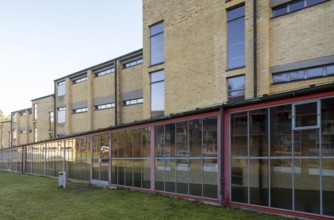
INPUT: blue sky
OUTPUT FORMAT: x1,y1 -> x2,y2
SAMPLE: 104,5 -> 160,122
0,0 -> 142,115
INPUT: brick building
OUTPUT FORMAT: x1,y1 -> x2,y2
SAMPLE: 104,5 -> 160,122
1,0 -> 334,219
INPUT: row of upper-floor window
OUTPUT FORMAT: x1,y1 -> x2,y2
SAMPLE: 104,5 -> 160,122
272,0 -> 326,17
273,64 -> 334,83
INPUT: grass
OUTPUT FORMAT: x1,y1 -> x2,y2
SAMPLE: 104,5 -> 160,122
0,171 -> 288,220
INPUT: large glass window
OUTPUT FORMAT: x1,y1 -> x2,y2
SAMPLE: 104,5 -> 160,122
151,70 -> 164,117
227,5 -> 245,69
49,112 -> 54,131
154,116 -> 218,199
57,81 -> 65,96
227,75 -> 245,102
57,107 -> 65,124
33,104 -> 37,120
230,97 -> 334,217
150,21 -> 164,65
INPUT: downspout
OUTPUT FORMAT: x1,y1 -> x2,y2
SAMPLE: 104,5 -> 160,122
253,0 -> 258,98
54,83 -> 57,138
114,60 -> 118,126
220,106 -> 225,207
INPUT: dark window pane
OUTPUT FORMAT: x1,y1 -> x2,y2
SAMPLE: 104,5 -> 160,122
227,5 -> 245,21
327,65 -> 334,75
294,129 -> 319,157
307,0 -> 325,6
295,102 -> 318,127
322,159 -> 334,216
227,18 -> 245,69
289,0 -> 304,12
294,159 -> 320,214
249,159 -> 269,206
228,75 -> 245,100
321,98 -> 334,157
231,159 -> 248,203
270,105 -> 292,156
231,112 -> 248,157
151,70 -> 164,82
150,22 -> 164,65
289,70 -> 305,80
249,109 -> 268,157
273,6 -> 287,17
270,159 -> 292,210
307,67 -> 323,78
272,73 -> 288,83
150,22 -> 164,36
150,33 -> 164,65
151,70 -> 165,117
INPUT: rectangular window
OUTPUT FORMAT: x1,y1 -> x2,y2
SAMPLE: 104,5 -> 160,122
293,101 -> 320,129
123,59 -> 143,68
49,112 -> 54,130
21,112 -> 26,116
73,107 -> 88,114
33,104 -> 37,120
151,70 -> 164,117
272,0 -> 325,17
123,98 -> 143,106
272,64 -> 333,83
57,107 -> 65,124
34,126 -> 37,142
73,76 -> 87,84
13,129 -> 17,139
227,5 -> 245,69
227,75 -> 245,102
150,22 -> 164,65
95,67 -> 114,77
96,103 -> 115,110
12,113 -> 16,123
57,81 -> 65,96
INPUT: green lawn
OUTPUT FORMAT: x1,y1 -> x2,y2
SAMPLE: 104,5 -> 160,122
0,171 -> 287,220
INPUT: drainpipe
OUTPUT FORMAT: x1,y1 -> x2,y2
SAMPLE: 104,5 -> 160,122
114,60 -> 118,126
253,0 -> 258,98
54,82 -> 57,138
220,107 -> 225,207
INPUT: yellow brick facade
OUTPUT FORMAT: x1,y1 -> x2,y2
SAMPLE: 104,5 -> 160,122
1,0 -> 333,148
32,95 -> 54,142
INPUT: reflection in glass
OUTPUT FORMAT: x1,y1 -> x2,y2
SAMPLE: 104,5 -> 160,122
294,159 -> 320,214
151,70 -> 165,118
250,109 -> 268,157
150,22 -> 164,65
249,159 -> 268,206
295,102 -> 318,127
142,128 -> 151,189
227,75 -> 245,101
165,124 -> 176,193
176,122 -> 188,194
203,117 -> 218,198
321,98 -> 334,157
227,5 -> 245,69
231,112 -> 248,157
155,125 -> 165,191
231,159 -> 248,203
322,159 -> 334,216
270,159 -> 292,210
294,130 -> 319,157
270,105 -> 292,156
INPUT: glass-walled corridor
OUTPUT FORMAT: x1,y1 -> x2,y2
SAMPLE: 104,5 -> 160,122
0,113 -> 219,201
230,97 -> 334,217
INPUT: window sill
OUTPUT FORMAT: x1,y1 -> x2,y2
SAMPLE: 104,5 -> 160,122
226,66 -> 245,72
148,62 -> 164,68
